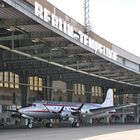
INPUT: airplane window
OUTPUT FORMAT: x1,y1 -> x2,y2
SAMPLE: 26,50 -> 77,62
32,104 -> 36,107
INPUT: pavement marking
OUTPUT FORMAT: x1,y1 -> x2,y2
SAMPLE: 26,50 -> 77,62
80,129 -> 140,140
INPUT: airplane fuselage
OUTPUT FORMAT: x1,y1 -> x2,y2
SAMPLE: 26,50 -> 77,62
13,89 -> 136,128
18,102 -> 107,120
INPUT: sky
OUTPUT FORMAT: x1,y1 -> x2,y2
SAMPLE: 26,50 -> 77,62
47,0 -> 140,57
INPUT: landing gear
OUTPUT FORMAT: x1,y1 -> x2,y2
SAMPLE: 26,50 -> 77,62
72,122 -> 80,128
27,120 -> 33,129
27,123 -> 33,129
45,122 -> 53,128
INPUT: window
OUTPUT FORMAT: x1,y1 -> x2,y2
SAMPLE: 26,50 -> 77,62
91,86 -> 102,97
95,86 -> 98,96
81,84 -> 85,95
10,72 -> 14,88
0,72 -> 19,88
15,74 -> 19,88
29,76 -> 43,91
34,76 -> 38,91
78,84 -> 81,95
73,84 -> 85,95
0,72 -> 3,87
73,84 -> 77,95
98,87 -> 102,96
4,72 -> 9,87
39,78 -> 43,91
114,95 -> 118,99
29,77 -> 34,90
91,86 -> 95,96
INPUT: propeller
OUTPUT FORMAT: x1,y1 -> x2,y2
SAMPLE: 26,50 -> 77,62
52,106 -> 64,116
4,107 -> 22,118
71,104 -> 84,116
71,104 -> 84,123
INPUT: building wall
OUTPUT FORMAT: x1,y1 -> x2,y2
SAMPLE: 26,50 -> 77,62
0,87 -> 20,105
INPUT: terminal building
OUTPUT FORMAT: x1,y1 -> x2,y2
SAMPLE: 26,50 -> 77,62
0,0 -> 140,125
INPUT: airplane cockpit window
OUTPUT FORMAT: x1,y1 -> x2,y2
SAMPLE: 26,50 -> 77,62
32,104 -> 36,107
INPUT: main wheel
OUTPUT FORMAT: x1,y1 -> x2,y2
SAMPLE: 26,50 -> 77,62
75,122 -> 80,127
72,122 -> 80,128
27,123 -> 33,129
46,122 -> 52,128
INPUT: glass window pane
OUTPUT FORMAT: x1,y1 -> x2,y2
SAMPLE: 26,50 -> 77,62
10,72 -> 14,88
0,72 -> 3,87
29,77 -> 34,90
34,76 -> 38,91
98,87 -> 101,96
39,78 -> 43,91
78,84 -> 81,95
73,84 -> 77,95
15,74 -> 19,88
4,72 -> 9,87
81,85 -> 85,95
91,86 -> 95,96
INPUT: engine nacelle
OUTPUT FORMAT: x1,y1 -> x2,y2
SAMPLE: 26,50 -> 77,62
21,114 -> 33,120
60,111 -> 71,120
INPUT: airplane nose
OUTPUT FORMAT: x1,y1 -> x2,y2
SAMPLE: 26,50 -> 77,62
18,108 -> 24,114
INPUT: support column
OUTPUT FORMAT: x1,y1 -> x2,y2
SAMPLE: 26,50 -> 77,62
44,76 -> 52,101
102,86 -> 108,101
119,94 -> 125,123
19,74 -> 29,107
85,85 -> 91,103
134,94 -> 139,123
106,116 -> 110,124
67,82 -> 73,102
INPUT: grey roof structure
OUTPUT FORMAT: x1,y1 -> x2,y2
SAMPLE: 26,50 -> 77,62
0,0 -> 140,92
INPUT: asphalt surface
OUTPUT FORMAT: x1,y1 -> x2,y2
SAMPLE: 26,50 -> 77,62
0,124 -> 140,140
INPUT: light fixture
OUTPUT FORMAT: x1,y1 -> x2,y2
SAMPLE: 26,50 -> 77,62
32,38 -> 40,43
6,26 -> 15,32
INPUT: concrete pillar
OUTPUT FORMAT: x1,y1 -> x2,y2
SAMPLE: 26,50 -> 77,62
67,82 -> 73,102
85,85 -> 91,103
121,114 -> 125,123
44,76 -> 52,101
119,95 -> 125,123
106,116 -> 110,124
134,94 -> 139,123
19,75 -> 28,107
102,86 -> 108,101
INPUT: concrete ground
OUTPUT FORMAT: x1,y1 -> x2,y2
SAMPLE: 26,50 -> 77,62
0,124 -> 140,140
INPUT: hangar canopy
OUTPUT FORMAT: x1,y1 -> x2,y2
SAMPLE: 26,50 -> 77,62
0,0 -> 140,91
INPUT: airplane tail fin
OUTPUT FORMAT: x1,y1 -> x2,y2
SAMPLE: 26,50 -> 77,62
101,88 -> 113,107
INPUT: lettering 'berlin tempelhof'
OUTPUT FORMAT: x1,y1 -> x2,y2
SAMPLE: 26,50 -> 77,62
34,1 -> 118,61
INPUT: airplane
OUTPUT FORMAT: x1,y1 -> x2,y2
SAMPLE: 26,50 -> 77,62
7,88 -> 136,128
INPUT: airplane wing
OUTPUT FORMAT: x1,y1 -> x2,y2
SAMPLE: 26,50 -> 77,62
110,111 -> 134,115
89,103 -> 136,115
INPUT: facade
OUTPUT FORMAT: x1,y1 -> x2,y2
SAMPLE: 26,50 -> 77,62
0,0 -> 140,125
